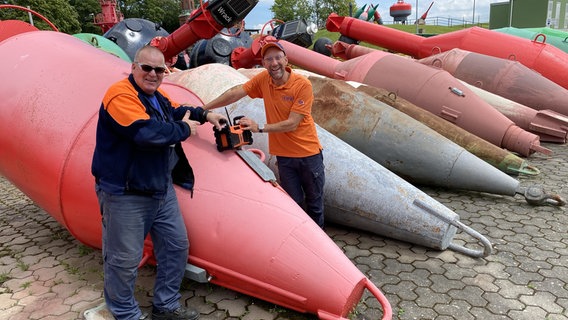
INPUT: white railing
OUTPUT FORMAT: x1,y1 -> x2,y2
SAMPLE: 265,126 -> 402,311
381,16 -> 487,27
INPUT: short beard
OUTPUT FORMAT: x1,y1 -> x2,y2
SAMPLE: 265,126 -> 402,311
269,68 -> 284,81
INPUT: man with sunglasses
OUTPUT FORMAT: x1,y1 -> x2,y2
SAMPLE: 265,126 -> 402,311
92,45 -> 226,320
203,41 -> 325,229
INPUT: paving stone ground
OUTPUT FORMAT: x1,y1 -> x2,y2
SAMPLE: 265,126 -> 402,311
0,142 -> 567,320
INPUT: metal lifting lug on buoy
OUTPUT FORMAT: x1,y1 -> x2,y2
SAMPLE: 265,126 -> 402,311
517,185 -> 566,206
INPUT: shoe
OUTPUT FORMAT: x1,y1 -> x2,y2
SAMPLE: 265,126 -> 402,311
152,306 -> 199,320
139,312 -> 150,320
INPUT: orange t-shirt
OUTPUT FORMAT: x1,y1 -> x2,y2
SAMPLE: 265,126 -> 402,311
243,68 -> 322,157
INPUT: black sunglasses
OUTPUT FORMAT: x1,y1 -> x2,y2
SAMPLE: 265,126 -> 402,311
136,62 -> 166,74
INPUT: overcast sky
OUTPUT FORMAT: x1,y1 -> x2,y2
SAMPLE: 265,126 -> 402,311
244,0 -> 506,30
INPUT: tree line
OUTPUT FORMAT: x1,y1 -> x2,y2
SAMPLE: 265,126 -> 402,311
0,0 -> 355,35
272,0 -> 356,28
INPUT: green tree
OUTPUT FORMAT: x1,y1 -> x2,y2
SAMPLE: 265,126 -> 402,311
0,0 -> 81,34
69,0 -> 102,34
313,0 -> 356,27
159,0 -> 184,32
271,0 -> 312,23
117,0 -> 182,33
271,0 -> 356,27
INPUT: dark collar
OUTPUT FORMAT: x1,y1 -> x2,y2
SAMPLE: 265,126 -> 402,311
128,74 -> 154,98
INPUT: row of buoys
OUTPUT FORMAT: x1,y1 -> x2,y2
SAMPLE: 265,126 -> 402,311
353,1 -> 416,25
354,3 -> 381,24
274,39 -> 549,157
168,63 -> 493,258
326,42 -> 568,144
326,13 -> 568,90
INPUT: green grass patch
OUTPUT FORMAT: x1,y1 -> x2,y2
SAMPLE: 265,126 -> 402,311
0,272 -> 11,285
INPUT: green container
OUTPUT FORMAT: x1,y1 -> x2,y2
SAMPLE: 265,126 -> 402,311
73,33 -> 131,62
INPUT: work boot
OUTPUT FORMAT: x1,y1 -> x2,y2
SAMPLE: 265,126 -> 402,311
152,306 -> 199,320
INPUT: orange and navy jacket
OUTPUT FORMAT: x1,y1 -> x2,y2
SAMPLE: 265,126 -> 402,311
91,74 -> 207,198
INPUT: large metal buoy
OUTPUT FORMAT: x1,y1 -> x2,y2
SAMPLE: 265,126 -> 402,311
0,30 -> 391,320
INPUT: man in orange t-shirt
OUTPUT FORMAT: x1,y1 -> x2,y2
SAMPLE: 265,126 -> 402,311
203,41 -> 325,228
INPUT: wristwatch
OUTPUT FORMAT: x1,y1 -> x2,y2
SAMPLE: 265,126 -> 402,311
258,124 -> 264,133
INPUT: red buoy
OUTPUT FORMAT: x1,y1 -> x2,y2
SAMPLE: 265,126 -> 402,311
390,0 -> 412,23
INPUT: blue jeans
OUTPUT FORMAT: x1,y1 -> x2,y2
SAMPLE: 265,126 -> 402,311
96,184 -> 189,320
277,152 -> 325,228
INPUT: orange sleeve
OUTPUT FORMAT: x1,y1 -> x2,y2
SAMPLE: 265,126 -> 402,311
243,70 -> 268,99
105,94 -> 150,126
101,78 -> 151,126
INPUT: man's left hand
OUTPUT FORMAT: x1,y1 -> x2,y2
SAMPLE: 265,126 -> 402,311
206,112 -> 228,130
237,117 -> 259,132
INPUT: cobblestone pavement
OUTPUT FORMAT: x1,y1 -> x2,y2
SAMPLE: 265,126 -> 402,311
0,142 -> 567,320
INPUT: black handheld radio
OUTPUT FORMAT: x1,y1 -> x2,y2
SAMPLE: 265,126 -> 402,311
213,115 -> 253,152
